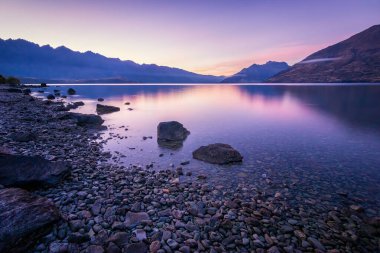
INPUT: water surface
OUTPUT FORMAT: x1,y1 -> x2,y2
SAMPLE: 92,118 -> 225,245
34,84 -> 380,214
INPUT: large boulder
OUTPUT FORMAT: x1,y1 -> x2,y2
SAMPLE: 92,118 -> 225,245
0,188 -> 60,252
96,104 -> 120,115
192,143 -> 243,164
157,121 -> 190,148
0,153 -> 70,188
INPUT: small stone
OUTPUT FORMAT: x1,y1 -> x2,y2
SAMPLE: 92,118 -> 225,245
149,241 -> 160,253
308,237 -> 325,251
267,246 -> 280,253
106,242 -> 121,253
125,212 -> 149,227
86,245 -> 104,253
68,232 -> 90,243
107,232 -> 129,247
124,242 -> 147,253
294,230 -> 306,239
179,245 -> 191,253
162,230 -> 171,241
134,229 -> 147,241
350,205 -> 364,212
167,239 -> 179,249
69,220 -> 84,232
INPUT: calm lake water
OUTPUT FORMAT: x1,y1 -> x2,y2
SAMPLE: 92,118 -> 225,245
34,84 -> 380,214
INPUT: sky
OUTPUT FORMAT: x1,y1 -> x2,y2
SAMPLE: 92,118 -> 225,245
0,0 -> 379,76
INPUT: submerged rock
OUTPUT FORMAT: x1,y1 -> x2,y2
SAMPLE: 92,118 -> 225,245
0,153 -> 70,188
192,143 -> 243,164
96,104 -> 120,115
157,121 -> 190,149
0,188 -> 60,252
67,88 -> 76,95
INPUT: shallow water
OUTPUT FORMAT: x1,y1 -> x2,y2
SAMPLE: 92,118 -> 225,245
34,84 -> 380,214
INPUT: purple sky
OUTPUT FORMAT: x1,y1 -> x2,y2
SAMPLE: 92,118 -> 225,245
1,0 -> 379,75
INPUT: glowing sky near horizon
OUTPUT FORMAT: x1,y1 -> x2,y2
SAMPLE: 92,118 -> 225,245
1,0 -> 380,76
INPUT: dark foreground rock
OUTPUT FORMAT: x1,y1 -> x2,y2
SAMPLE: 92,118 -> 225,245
96,104 -> 120,115
0,153 -> 70,188
157,121 -> 190,149
0,188 -> 60,253
192,143 -> 243,164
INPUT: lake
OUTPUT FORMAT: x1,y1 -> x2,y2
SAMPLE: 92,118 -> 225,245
34,84 -> 380,215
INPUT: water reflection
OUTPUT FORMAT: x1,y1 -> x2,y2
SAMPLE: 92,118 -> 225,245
51,84 -> 380,133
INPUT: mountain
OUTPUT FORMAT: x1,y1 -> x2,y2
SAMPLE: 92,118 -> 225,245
221,61 -> 289,83
268,25 -> 380,83
0,39 -> 223,83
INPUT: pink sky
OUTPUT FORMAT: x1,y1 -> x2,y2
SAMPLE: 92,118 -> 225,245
0,0 -> 379,76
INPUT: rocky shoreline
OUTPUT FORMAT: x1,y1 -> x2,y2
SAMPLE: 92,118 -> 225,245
0,86 -> 379,253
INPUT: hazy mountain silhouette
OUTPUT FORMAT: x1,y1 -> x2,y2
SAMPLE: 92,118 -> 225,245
0,38 -> 223,83
222,61 -> 289,83
268,25 -> 380,83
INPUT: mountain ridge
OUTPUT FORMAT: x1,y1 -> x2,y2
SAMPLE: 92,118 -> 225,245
0,38 -> 224,83
222,61 -> 289,83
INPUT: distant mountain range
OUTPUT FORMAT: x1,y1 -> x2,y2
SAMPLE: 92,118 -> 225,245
0,39 -> 223,83
222,61 -> 289,83
1,24 -> 379,84
268,25 -> 380,83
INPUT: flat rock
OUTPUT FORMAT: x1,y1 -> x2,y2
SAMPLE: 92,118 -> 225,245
96,104 -> 120,115
0,153 -> 70,188
0,188 -> 60,252
192,143 -> 243,164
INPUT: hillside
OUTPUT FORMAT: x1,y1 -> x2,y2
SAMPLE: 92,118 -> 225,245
268,25 -> 380,83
